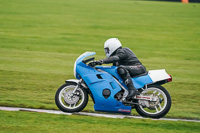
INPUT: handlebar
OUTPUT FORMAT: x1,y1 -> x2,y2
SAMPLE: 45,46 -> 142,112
82,57 -> 95,64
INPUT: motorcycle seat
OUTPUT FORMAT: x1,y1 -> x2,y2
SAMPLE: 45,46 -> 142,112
131,71 -> 148,78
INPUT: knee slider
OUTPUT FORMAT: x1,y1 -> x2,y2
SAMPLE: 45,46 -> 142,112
117,67 -> 127,77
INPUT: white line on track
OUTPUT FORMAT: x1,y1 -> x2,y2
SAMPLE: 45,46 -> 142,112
0,106 -> 199,123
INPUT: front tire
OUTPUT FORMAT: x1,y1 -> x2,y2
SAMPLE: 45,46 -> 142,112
55,82 -> 88,113
135,85 -> 171,118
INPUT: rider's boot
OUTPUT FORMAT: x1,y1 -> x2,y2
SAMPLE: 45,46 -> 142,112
125,78 -> 138,99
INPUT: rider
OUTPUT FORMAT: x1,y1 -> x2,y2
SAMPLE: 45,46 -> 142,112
94,38 -> 147,99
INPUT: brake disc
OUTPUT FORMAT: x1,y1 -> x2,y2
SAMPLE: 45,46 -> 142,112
63,90 -> 80,105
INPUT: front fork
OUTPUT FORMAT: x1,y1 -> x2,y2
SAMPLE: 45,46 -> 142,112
72,79 -> 83,94
72,78 -> 95,103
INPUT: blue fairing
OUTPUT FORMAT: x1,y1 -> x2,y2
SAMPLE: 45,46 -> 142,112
76,64 -> 131,113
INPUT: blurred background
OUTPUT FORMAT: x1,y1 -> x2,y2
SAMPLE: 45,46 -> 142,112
0,0 -> 199,132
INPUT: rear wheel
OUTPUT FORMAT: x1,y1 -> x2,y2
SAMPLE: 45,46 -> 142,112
135,85 -> 171,118
55,82 -> 88,113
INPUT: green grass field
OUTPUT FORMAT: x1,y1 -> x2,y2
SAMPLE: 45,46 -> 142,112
1,110 -> 200,133
0,0 -> 200,132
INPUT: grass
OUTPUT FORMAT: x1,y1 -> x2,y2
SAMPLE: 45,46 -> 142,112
0,110 -> 200,133
0,0 -> 200,121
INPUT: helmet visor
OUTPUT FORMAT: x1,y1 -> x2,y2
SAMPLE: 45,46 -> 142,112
104,47 -> 110,54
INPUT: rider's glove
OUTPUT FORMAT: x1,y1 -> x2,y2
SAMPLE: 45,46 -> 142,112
95,60 -> 103,65
88,60 -> 103,67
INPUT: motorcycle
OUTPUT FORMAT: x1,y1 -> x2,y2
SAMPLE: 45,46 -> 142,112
55,52 -> 172,118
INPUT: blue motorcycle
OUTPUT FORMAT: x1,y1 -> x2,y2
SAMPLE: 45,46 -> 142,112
55,52 -> 172,118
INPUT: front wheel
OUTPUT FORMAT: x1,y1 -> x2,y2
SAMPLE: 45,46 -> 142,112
135,85 -> 171,118
55,82 -> 88,113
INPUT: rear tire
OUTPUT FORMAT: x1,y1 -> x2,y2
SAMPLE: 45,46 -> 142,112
55,82 -> 88,113
135,85 -> 171,118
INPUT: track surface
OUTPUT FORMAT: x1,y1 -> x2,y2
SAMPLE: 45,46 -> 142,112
0,106 -> 199,123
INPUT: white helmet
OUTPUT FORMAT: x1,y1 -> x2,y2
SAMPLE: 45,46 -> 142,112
104,38 -> 122,57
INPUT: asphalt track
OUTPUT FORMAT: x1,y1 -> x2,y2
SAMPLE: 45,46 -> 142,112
0,106 -> 199,123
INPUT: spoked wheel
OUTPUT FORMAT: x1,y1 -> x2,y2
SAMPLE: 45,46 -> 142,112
135,85 -> 171,118
55,82 -> 88,113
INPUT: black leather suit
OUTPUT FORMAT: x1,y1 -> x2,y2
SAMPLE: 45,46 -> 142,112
102,47 -> 146,97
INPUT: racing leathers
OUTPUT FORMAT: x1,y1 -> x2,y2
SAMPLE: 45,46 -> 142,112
98,47 -> 147,99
